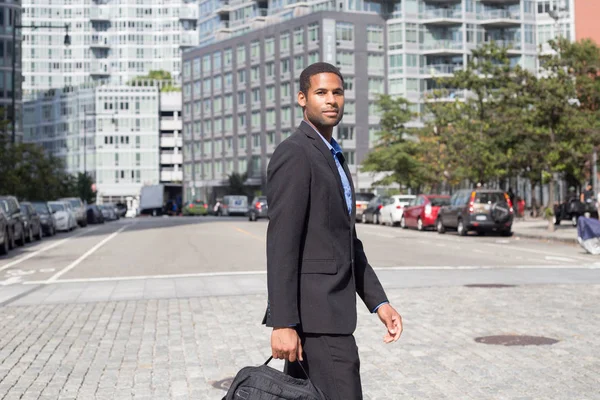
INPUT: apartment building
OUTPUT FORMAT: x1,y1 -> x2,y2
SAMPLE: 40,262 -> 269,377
184,0 -> 542,201
21,0 -> 199,93
23,84 -> 161,203
0,1 -> 22,140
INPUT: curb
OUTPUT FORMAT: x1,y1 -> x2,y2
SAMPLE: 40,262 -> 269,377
513,231 -> 578,245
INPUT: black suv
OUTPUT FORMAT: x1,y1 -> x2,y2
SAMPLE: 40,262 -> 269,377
437,189 -> 513,236
0,196 -> 26,248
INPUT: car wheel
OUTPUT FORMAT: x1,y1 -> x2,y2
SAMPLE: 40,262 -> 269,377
437,218 -> 446,234
417,218 -> 424,231
9,229 -> 15,249
572,215 -> 578,227
36,226 -> 43,241
17,229 -> 26,246
28,228 -> 33,243
457,220 -> 467,236
0,230 -> 8,255
361,214 -> 367,224
400,216 -> 407,229
501,229 -> 513,237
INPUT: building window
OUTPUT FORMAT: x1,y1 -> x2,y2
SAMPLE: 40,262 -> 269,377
251,112 -> 261,129
281,107 -> 291,124
367,25 -> 383,46
193,58 -> 201,76
266,86 -> 275,102
250,41 -> 261,60
251,66 -> 260,82
202,55 -> 211,74
238,91 -> 246,105
265,37 -> 275,55
343,151 -> 355,165
281,58 -> 290,74
266,62 -> 275,77
183,61 -> 191,79
253,134 -> 260,148
368,78 -> 384,94
294,55 -> 304,71
406,23 -> 418,44
266,109 -> 276,126
308,52 -> 319,64
281,83 -> 290,102
237,70 -> 246,85
389,54 -> 403,74
344,77 -> 354,91
252,88 -> 261,103
336,22 -> 354,42
345,102 -> 355,116
308,23 -> 319,42
338,125 -> 354,141
294,27 -> 304,46
224,48 -> 232,67
280,32 -> 290,53
389,78 -> 404,94
368,54 -> 384,72
406,54 -> 418,68
388,23 -> 403,50
237,45 -> 246,65
214,51 -> 222,70
337,51 -> 353,68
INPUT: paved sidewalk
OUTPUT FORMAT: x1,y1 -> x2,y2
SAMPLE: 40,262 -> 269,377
0,280 -> 599,399
512,219 -> 580,244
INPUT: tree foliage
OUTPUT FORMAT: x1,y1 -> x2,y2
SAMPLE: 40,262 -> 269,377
363,40 -> 600,203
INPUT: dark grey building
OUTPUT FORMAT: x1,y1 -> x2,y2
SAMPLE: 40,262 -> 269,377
182,11 -> 386,202
0,1 -> 21,140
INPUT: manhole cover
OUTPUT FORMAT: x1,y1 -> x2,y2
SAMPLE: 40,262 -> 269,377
465,284 -> 517,288
475,335 -> 559,346
212,377 -> 234,391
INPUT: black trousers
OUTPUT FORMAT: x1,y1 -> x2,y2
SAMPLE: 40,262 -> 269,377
285,333 -> 362,400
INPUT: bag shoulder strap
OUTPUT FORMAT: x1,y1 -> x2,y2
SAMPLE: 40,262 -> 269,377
263,357 -> 327,400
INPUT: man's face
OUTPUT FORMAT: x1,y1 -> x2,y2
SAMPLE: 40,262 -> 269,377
297,73 -> 344,129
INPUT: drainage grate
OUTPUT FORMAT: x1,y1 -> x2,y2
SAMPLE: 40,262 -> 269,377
475,335 -> 559,346
211,377 -> 234,391
465,284 -> 517,288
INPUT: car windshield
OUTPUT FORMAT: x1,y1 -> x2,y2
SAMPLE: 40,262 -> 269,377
69,200 -> 81,209
429,197 -> 450,206
33,203 -> 49,214
50,203 -> 65,212
356,193 -> 375,202
397,196 -> 414,203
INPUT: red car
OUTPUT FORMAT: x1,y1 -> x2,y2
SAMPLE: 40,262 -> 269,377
401,195 -> 451,231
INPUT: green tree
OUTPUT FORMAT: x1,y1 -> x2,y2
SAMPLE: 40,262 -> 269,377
226,172 -> 250,196
361,95 -> 435,192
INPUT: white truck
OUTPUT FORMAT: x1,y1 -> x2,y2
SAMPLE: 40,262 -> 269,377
139,184 -> 165,216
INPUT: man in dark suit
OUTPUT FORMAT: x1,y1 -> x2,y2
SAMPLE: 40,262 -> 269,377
264,62 -> 403,399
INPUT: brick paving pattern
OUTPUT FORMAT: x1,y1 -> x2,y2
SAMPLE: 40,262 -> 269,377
0,284 -> 598,399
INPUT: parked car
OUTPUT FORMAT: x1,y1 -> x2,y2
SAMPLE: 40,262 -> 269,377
59,197 -> 88,227
437,189 -> 513,236
182,200 -> 209,216
220,195 -> 249,216
401,195 -> 451,231
355,192 -> 375,222
86,205 -> 105,224
361,195 -> 390,224
32,202 -> 57,236
553,198 -> 598,226
99,204 -> 118,221
379,195 -> 416,226
115,202 -> 128,218
49,201 -> 77,232
0,208 -> 9,255
0,196 -> 26,248
19,202 -> 43,242
248,196 -> 268,221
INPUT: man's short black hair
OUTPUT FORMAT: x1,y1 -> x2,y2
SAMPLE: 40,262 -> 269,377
299,62 -> 344,95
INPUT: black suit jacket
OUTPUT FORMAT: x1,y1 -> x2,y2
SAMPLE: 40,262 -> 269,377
263,121 -> 388,335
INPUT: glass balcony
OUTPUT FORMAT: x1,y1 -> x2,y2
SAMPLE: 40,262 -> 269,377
420,64 -> 463,76
421,40 -> 463,55
420,9 -> 463,26
479,10 -> 521,28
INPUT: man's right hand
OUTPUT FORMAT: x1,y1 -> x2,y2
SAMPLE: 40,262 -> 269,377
271,327 -> 303,362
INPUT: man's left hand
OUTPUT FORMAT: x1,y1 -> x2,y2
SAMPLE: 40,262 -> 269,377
376,304 -> 403,343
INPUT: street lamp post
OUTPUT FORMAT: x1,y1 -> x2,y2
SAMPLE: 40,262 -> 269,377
12,23 -> 70,143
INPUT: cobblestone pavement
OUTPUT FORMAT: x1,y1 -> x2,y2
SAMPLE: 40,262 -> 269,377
0,283 -> 598,399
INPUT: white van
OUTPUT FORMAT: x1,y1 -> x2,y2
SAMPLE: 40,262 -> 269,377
222,195 -> 249,216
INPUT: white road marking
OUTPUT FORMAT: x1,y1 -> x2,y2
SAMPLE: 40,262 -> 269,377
0,228 -> 99,273
23,264 -> 600,285
45,225 -> 130,283
0,276 -> 22,286
545,256 -> 576,263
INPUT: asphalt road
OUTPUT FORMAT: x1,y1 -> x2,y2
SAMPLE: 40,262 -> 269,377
0,216 -> 597,287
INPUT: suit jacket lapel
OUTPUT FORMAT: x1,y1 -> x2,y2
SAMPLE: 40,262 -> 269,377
299,122 -> 348,212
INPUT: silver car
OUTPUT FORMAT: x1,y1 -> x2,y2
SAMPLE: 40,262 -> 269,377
59,197 -> 88,227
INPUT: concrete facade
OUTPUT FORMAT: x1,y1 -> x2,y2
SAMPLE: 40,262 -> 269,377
182,11 -> 386,202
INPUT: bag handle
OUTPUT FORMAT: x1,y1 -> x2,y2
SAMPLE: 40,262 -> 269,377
263,356 -> 327,400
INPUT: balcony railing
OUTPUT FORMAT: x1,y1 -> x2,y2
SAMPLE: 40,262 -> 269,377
479,9 -> 521,21
420,9 -> 462,20
423,88 -> 467,100
421,40 -> 463,51
420,64 -> 463,75
485,39 -> 522,50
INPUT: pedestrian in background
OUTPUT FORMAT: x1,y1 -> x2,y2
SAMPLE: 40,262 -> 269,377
263,62 -> 403,400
